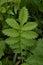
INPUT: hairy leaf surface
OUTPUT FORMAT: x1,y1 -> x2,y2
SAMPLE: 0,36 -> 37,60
2,29 -> 19,37
19,7 -> 28,25
22,22 -> 38,31
21,31 -> 38,39
6,18 -> 19,29
5,37 -> 19,45
26,55 -> 43,65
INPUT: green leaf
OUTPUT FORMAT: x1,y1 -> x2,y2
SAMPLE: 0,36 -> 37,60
0,41 -> 5,58
1,7 -> 6,13
0,0 -> 12,5
13,48 -> 21,53
0,61 -> 2,65
7,9 -> 14,15
9,43 -> 21,53
0,0 -> 7,5
22,22 -> 38,31
27,38 -> 43,65
2,21 -> 10,29
33,0 -> 43,12
19,7 -> 28,25
14,0 -> 21,14
0,13 -> 3,20
11,44 -> 19,49
2,29 -> 19,37
26,55 -> 43,65
39,2 -> 43,12
32,38 -> 43,56
13,0 -> 21,3
0,50 -> 4,58
5,37 -> 19,45
21,31 -> 38,39
21,38 -> 36,47
21,63 -> 29,65
6,18 -> 19,29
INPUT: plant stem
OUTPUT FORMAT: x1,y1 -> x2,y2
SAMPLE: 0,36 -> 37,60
19,25 -> 23,63
13,53 -> 17,65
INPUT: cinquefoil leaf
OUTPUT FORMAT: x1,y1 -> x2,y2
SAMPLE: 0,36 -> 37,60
5,37 -> 19,45
22,22 -> 38,31
21,31 -> 38,39
6,18 -> 19,29
32,38 -> 43,56
26,55 -> 43,65
19,7 -> 28,25
2,29 -> 19,37
21,38 -> 36,47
